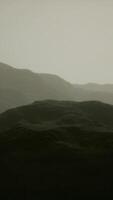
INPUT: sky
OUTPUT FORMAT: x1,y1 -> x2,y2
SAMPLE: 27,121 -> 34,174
0,0 -> 113,83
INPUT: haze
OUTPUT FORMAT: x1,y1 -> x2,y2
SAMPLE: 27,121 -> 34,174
0,0 -> 113,83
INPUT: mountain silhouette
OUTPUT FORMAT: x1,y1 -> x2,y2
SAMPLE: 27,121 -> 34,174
75,83 -> 113,93
0,62 -> 113,113
74,84 -> 113,104
0,62 -> 77,113
0,88 -> 28,113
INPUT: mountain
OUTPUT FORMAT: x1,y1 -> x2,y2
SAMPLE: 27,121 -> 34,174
74,84 -> 113,104
0,62 -> 77,101
0,100 -> 113,198
0,88 -> 29,113
0,62 -> 77,113
1,62 -> 113,114
75,83 -> 113,93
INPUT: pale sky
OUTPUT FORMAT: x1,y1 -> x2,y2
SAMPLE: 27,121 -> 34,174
0,0 -> 113,83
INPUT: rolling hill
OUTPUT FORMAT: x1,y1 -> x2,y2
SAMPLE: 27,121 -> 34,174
0,100 -> 113,198
0,100 -> 113,132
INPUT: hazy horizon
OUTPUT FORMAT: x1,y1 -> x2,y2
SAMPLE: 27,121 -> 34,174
0,0 -> 113,83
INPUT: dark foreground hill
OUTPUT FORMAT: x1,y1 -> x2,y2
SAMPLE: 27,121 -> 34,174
1,100 -> 113,132
0,100 -> 113,199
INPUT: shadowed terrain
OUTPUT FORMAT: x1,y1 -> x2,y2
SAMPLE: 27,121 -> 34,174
0,100 -> 113,198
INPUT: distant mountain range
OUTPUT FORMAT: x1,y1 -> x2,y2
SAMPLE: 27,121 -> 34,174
74,84 -> 113,105
0,100 -> 113,198
0,62 -> 113,113
0,62 -> 77,112
75,83 -> 113,93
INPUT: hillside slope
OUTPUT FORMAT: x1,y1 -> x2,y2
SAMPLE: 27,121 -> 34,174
0,100 -> 113,198
1,100 -> 113,132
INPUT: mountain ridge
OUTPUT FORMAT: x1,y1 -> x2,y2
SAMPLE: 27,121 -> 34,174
1,62 -> 113,114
